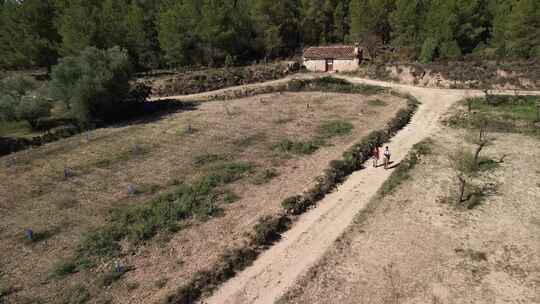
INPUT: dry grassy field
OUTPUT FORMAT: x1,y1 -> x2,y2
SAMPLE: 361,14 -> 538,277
279,100 -> 540,304
0,89 -> 407,303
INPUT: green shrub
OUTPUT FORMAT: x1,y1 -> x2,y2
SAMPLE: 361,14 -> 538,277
0,75 -> 51,129
252,215 -> 291,247
273,139 -> 321,155
51,260 -> 78,278
14,95 -> 52,129
313,76 -> 350,86
217,247 -> 258,278
52,256 -> 96,278
0,279 -> 11,298
280,195 -> 304,215
79,225 -> 123,257
317,120 -> 353,138
49,46 -> 134,125
477,157 -> 499,171
207,162 -> 255,184
325,159 -> 353,183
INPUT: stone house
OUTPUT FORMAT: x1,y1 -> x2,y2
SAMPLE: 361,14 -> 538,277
303,44 -> 364,72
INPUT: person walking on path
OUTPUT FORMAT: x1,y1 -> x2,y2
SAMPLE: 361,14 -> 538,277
372,146 -> 380,168
383,146 -> 391,169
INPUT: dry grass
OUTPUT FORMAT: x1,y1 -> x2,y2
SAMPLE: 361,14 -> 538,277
0,90 -> 406,303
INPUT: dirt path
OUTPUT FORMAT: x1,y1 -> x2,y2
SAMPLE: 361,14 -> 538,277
196,76 -> 540,304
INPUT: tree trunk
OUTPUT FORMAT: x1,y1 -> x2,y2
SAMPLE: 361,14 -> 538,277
457,175 -> 466,204
473,141 -> 486,169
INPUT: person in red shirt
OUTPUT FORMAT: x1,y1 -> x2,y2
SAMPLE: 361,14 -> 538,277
372,145 -> 380,168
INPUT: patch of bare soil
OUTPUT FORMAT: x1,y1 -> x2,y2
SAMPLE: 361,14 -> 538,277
280,126 -> 540,304
354,63 -> 540,90
0,90 -> 405,303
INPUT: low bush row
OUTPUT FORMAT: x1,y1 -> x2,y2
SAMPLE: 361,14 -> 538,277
0,125 -> 80,157
286,76 -> 386,95
152,63 -> 292,97
205,76 -> 386,101
165,93 -> 420,304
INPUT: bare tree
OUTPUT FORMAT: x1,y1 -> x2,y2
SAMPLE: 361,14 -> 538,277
473,128 -> 489,170
468,114 -> 492,170
449,147 -> 474,204
456,174 -> 467,204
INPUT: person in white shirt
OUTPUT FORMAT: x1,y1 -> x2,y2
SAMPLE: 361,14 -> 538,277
383,146 -> 391,170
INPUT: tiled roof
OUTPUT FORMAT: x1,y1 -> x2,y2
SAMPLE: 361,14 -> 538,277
303,45 -> 358,59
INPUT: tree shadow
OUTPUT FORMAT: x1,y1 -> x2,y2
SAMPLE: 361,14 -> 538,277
118,99 -> 201,126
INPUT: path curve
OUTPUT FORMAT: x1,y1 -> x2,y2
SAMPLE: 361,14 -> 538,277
198,76 -> 540,304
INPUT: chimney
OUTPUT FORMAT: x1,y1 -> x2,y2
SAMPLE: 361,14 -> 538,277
354,42 -> 360,56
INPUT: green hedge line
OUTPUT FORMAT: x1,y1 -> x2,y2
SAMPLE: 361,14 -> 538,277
165,91 -> 420,304
0,125 -> 81,157
206,76 -> 388,101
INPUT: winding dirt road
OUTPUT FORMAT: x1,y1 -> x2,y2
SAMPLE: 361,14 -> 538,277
197,77 -> 540,304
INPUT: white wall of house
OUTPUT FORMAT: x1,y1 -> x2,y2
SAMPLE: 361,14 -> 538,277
304,58 -> 359,72
304,59 -> 327,72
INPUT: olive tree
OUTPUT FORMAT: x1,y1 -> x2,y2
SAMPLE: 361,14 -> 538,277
15,95 -> 52,129
0,75 -> 51,129
49,46 -> 134,126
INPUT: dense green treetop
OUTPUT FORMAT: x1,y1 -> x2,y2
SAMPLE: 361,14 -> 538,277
0,0 -> 538,70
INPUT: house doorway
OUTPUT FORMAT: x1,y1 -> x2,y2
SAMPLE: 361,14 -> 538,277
325,59 -> 333,72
